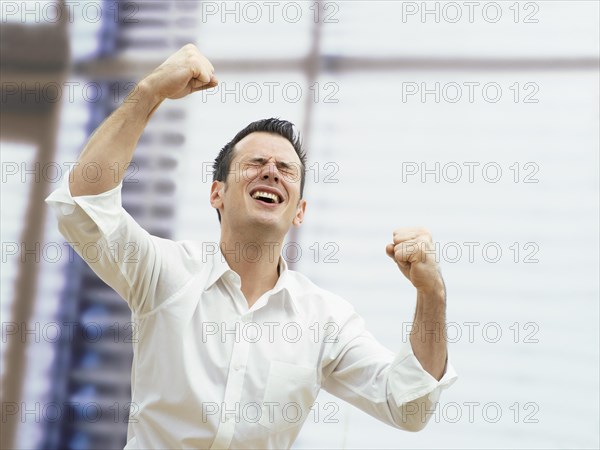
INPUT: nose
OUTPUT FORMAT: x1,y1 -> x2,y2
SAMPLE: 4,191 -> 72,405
260,160 -> 280,182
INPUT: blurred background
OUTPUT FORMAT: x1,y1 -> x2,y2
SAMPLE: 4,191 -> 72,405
1,1 -> 598,449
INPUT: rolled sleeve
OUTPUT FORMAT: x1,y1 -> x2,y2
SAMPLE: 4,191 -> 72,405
45,171 -> 126,237
45,170 -> 187,315
388,341 -> 458,406
387,341 -> 458,431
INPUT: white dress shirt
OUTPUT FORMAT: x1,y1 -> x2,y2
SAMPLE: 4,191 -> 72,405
45,172 -> 458,449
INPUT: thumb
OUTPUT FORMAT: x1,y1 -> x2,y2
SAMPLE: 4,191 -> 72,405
206,73 -> 218,87
385,243 -> 395,259
192,74 -> 218,92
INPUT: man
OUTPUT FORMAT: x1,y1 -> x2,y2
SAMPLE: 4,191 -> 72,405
46,44 -> 457,449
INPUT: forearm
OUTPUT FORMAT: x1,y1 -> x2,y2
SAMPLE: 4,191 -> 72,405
69,80 -> 163,196
409,280 -> 447,381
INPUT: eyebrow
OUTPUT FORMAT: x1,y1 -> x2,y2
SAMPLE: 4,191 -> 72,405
245,156 -> 298,171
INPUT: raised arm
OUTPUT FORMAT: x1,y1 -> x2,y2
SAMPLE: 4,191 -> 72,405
46,44 -> 216,314
320,230 -> 454,432
386,227 -> 448,380
321,298 -> 457,433
70,43 -> 217,196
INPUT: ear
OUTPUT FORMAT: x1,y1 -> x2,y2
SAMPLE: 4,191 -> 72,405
210,180 -> 225,211
292,198 -> 307,227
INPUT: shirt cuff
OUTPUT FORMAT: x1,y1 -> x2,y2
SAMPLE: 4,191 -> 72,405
45,168 -> 125,236
388,341 -> 458,407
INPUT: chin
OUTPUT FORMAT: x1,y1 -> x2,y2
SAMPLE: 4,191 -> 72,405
250,213 -> 288,230
251,215 -> 281,227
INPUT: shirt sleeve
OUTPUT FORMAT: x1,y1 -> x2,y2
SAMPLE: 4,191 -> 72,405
321,306 -> 458,432
44,170 -> 198,315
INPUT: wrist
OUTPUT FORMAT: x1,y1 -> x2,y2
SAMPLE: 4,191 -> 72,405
134,77 -> 165,108
417,279 -> 446,301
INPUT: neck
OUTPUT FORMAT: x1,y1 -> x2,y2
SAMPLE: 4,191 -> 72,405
220,228 -> 284,309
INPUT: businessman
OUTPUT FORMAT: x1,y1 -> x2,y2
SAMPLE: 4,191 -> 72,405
46,44 -> 457,449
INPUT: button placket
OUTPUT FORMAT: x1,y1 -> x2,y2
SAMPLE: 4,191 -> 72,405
209,314 -> 252,450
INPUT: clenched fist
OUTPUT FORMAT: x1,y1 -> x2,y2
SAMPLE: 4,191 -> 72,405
385,227 -> 445,294
142,43 -> 217,101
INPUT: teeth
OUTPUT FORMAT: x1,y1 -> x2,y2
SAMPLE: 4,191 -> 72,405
252,191 -> 279,203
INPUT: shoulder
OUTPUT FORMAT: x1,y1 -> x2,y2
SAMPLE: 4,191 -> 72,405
147,237 -> 213,273
286,269 -> 356,318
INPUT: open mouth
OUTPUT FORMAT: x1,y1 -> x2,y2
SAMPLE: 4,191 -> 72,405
250,189 -> 283,205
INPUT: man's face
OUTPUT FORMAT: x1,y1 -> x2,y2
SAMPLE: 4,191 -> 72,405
210,132 -> 306,236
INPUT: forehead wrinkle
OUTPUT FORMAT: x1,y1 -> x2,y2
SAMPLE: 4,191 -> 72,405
234,133 -> 300,164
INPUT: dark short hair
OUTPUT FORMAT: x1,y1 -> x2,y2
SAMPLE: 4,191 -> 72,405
212,118 -> 307,223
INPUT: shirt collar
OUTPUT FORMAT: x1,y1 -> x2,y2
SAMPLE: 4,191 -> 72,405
204,244 -> 299,314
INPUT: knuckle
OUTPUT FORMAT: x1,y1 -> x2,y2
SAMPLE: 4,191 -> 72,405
185,56 -> 194,67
